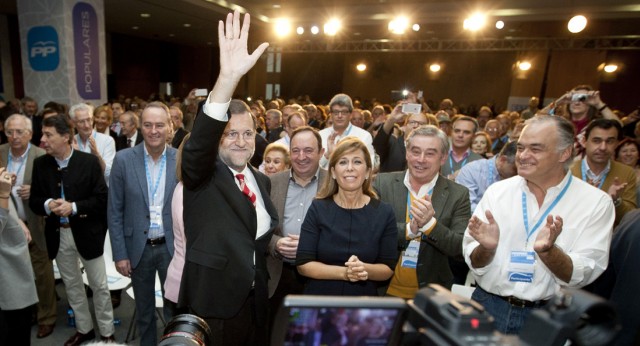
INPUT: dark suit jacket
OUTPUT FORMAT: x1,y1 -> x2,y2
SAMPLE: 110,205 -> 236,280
180,109 -> 278,324
115,131 -> 143,151
29,150 -> 108,260
171,127 -> 189,148
373,126 -> 407,173
266,168 -> 327,297
0,144 -> 47,250
372,172 -> 470,290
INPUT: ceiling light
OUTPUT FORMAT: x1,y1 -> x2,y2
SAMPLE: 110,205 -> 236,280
356,63 -> 366,72
412,24 -> 420,32
495,20 -> 504,29
603,64 -> 618,73
388,16 -> 409,35
183,23 -> 191,28
429,64 -> 441,72
568,15 -> 587,33
296,26 -> 304,35
310,26 -> 319,35
140,13 -> 150,18
402,90 -> 409,97
132,26 -> 139,30
518,61 -> 532,71
274,18 -> 291,37
169,33 -> 175,37
463,12 -> 486,31
273,4 -> 281,8
324,19 -> 341,36
247,97 -> 252,102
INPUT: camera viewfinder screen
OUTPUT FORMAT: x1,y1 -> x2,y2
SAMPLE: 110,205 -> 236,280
282,307 -> 401,346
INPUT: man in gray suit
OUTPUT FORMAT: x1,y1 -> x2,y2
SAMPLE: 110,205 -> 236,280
0,114 -> 56,338
108,102 -> 177,346
267,126 -> 326,319
372,125 -> 470,298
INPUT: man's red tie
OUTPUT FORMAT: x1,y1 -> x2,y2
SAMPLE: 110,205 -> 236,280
235,174 -> 256,207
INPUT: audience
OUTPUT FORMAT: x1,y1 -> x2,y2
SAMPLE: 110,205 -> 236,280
615,137 -> 640,207
471,131 -> 492,158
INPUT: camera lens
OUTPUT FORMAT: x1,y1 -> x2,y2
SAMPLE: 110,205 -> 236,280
159,314 -> 212,346
578,95 -> 587,102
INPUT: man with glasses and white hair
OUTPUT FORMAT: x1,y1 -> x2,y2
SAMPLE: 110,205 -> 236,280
319,93 -> 375,169
0,114 -> 57,339
69,103 -> 116,184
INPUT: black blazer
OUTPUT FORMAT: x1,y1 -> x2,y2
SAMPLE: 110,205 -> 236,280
180,109 -> 278,324
115,131 -> 143,151
171,127 -> 189,148
29,150 -> 108,260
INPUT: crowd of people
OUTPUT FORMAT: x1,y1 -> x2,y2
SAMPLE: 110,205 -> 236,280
0,9 -> 639,346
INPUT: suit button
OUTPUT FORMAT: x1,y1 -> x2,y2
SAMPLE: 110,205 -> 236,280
144,231 -> 148,234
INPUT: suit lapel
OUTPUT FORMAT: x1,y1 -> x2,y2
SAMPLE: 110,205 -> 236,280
393,173 -> 408,219
132,145 -> 150,208
214,160 -> 257,235
431,175 -> 449,220
25,146 -> 38,184
164,148 -> 177,206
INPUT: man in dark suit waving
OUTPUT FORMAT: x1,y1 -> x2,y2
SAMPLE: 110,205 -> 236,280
179,10 -> 272,346
30,115 -> 115,345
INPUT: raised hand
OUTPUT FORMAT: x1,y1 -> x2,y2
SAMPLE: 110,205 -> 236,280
534,215 -> 563,253
607,177 -> 627,202
409,194 -> 435,234
468,210 -> 500,251
218,11 -> 269,83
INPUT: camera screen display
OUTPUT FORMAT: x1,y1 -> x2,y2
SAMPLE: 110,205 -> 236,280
282,307 -> 402,346
272,295 -> 406,346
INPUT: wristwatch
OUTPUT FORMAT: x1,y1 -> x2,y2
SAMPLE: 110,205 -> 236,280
614,197 -> 622,207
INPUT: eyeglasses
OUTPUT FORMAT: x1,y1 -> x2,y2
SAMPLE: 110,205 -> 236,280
330,110 -> 351,116
224,130 -> 255,141
6,129 -> 28,137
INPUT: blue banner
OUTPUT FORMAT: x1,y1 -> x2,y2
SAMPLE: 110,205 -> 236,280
73,2 -> 100,99
27,26 -> 60,72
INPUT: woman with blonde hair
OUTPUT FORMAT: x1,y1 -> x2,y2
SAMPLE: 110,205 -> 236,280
296,137 -> 397,296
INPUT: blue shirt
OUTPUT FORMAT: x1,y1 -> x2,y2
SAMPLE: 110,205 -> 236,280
455,157 -> 500,212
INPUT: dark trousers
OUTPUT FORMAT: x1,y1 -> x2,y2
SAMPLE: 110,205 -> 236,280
202,291 -> 268,346
0,305 -> 33,346
131,243 -> 173,346
269,263 -> 306,327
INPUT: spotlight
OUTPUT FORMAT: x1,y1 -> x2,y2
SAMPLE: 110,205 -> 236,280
495,20 -> 504,29
463,12 -> 486,31
140,13 -> 151,18
388,16 -> 409,35
310,26 -> 319,35
274,18 -> 292,37
356,63 -> 366,72
518,61 -> 532,71
402,90 -> 409,97
324,19 -> 341,36
429,64 -> 441,72
412,24 -> 420,32
296,26 -> 304,35
603,64 -> 618,73
568,15 -> 587,33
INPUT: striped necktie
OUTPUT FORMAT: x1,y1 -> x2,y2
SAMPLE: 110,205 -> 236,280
235,174 -> 256,207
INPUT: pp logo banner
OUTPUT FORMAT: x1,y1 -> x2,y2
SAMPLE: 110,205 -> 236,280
27,26 -> 60,71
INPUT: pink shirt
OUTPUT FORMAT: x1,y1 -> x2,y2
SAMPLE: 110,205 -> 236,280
164,183 -> 185,303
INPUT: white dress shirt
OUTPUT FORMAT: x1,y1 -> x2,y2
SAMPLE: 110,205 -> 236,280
463,172 -> 614,301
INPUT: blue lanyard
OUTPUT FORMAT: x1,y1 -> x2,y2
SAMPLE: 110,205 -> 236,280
8,143 -> 30,176
581,160 -> 607,189
77,131 -> 96,152
448,151 -> 468,172
343,123 -> 353,137
521,175 -> 572,241
406,187 -> 434,220
491,140 -> 499,151
144,152 -> 166,206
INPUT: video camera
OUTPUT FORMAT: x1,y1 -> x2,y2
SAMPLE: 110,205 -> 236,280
157,284 -> 619,345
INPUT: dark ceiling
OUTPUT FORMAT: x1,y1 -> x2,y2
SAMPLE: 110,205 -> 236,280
2,0 -> 640,47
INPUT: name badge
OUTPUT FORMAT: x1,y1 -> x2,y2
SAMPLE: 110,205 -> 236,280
401,240 -> 420,269
149,205 -> 162,231
508,251 -> 535,283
